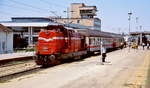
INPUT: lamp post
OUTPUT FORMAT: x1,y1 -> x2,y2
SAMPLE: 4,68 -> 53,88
128,12 -> 132,35
128,12 -> 132,51
140,25 -> 143,45
136,17 -> 139,31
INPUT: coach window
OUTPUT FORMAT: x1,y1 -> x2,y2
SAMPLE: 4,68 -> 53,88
89,38 -> 91,45
97,38 -> 99,44
0,40 -> 1,52
96,38 -> 98,45
102,38 -> 104,42
99,38 -> 101,44
93,38 -> 95,44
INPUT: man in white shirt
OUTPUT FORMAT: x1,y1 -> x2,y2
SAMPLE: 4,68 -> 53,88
147,43 -> 149,50
142,42 -> 145,50
101,45 -> 107,63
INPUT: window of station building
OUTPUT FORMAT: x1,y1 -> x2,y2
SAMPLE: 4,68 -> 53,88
93,38 -> 95,44
77,20 -> 80,24
80,10 -> 93,14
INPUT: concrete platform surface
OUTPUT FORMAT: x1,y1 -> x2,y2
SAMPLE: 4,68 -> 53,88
0,52 -> 35,61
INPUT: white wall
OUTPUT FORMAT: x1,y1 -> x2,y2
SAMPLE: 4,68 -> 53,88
0,31 -> 2,54
0,31 -> 13,54
6,32 -> 13,53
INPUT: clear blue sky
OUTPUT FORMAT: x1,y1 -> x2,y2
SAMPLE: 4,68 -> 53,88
0,0 -> 150,33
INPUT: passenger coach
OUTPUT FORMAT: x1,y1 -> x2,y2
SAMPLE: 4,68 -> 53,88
35,25 -> 124,67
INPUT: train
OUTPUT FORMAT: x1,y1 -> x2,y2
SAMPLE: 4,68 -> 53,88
35,25 -> 125,67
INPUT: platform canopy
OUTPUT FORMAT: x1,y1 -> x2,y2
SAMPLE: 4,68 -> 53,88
130,31 -> 150,35
0,22 -> 60,27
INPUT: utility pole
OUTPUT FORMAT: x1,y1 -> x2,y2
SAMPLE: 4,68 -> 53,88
140,25 -> 143,45
64,8 -> 74,27
136,17 -> 139,31
128,12 -> 132,35
128,12 -> 132,51
67,8 -> 69,26
136,17 -> 139,45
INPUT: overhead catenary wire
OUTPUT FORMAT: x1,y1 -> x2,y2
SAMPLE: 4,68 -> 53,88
7,0 -> 50,12
0,3 -> 49,15
7,0 -> 62,17
39,0 -> 66,8
38,0 -> 66,17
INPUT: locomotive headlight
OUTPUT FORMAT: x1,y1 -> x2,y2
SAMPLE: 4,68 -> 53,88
42,47 -> 49,52
43,47 -> 48,50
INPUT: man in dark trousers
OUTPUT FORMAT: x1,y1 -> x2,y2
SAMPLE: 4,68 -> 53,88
142,42 -> 145,50
101,45 -> 107,64
147,42 -> 149,50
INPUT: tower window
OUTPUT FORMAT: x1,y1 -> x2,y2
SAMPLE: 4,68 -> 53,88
77,20 -> 80,23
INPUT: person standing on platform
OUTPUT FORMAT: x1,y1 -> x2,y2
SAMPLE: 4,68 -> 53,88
101,45 -> 107,64
147,42 -> 149,50
142,42 -> 145,50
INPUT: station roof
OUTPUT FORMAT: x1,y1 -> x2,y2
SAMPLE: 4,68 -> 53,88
0,24 -> 12,32
0,22 -> 60,27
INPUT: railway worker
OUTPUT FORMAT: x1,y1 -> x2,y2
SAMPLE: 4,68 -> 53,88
101,44 -> 107,64
142,42 -> 145,50
147,42 -> 149,50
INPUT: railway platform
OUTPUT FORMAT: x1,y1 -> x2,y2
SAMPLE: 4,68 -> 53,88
0,52 -> 35,65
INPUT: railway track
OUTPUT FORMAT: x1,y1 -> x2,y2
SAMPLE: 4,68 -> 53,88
0,48 -> 120,83
0,60 -> 40,82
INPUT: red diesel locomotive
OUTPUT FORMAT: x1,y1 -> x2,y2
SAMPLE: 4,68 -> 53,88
35,25 -> 87,66
35,25 -> 124,67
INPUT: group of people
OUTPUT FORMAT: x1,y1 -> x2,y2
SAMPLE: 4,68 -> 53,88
128,41 -> 150,50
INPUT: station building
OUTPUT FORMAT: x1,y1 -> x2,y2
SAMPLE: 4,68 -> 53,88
0,3 -> 101,48
0,24 -> 13,54
52,3 -> 101,30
